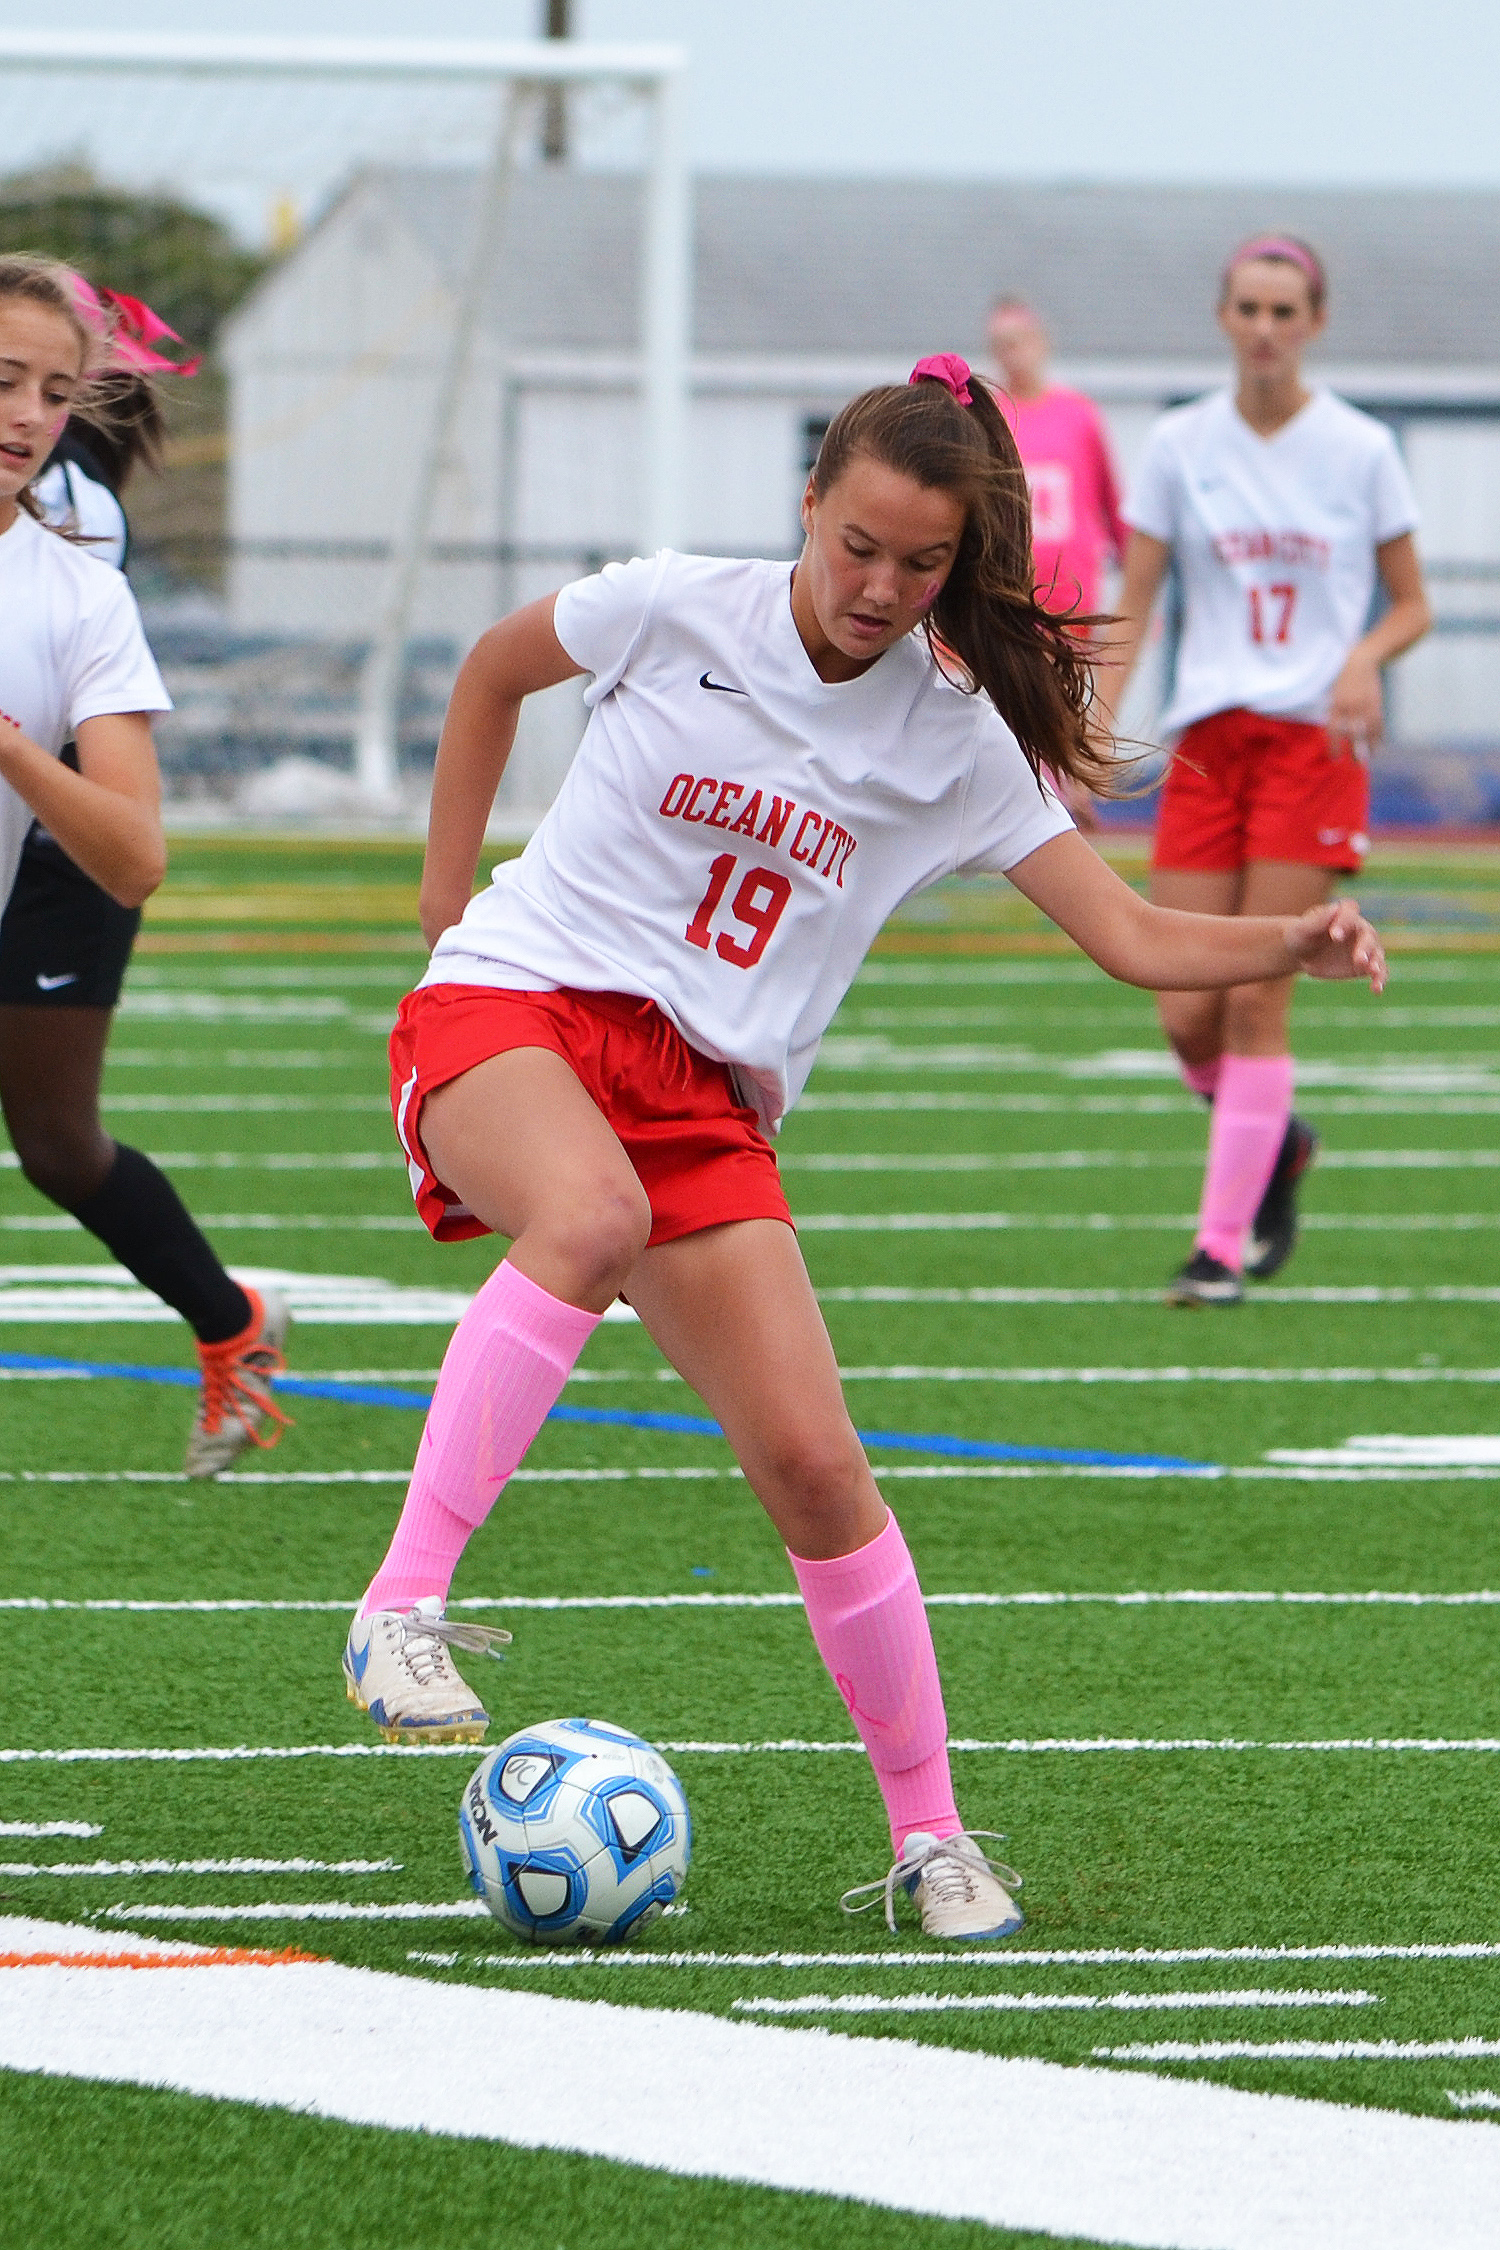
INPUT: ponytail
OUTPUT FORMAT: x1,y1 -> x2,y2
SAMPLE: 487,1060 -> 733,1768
810,367 -> 1118,795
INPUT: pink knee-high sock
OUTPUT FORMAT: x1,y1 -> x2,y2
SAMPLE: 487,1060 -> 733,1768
1195,1053 -> 1294,1271
360,1261 -> 600,1615
789,1511 -> 961,1854
1179,1055 -> 1222,1102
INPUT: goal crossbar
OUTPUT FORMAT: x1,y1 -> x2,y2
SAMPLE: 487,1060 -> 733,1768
0,31 -> 686,89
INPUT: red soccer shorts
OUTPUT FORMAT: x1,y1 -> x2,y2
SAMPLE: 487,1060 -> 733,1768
389,983 -> 793,1247
1152,707 -> 1371,875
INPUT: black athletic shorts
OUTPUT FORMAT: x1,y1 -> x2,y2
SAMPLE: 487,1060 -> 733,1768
0,825 -> 141,1009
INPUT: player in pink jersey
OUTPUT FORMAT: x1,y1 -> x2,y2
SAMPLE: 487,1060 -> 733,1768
1098,237 -> 1431,1306
987,298 -> 1126,621
346,355 -> 1385,1940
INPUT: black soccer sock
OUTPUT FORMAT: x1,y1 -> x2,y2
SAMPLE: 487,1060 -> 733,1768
70,1144 -> 253,1346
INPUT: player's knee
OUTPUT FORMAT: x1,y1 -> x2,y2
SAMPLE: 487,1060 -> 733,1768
8,1110 -> 113,1209
1223,982 -> 1290,1050
533,1181 -> 652,1299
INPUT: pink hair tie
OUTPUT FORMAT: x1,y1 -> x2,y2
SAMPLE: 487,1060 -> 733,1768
909,353 -> 974,407
1224,235 -> 1323,292
68,273 -> 202,377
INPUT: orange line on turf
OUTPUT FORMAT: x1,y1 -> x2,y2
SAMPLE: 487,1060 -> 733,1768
0,1946 -> 323,1969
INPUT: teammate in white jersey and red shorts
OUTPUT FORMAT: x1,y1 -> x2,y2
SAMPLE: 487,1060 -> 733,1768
347,353 -> 1386,1938
1101,235 -> 1431,1305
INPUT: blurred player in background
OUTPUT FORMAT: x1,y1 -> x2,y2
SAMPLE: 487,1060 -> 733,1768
1098,236 -> 1431,1305
342,353 -> 1385,1941
987,298 -> 1125,827
0,254 -> 289,1468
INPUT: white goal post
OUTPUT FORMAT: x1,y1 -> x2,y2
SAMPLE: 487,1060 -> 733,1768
0,31 -> 691,806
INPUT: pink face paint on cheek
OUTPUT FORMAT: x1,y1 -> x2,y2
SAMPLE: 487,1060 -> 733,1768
919,579 -> 942,613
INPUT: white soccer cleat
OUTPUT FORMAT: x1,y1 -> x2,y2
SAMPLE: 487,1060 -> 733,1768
841,1829 -> 1025,1941
342,1597 -> 511,1746
185,1284 -> 292,1476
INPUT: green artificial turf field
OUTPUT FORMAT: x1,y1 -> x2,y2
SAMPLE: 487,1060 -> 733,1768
3,835 -> 1500,2246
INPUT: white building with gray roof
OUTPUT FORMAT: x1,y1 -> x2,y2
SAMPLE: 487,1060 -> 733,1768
221,171 -> 1500,818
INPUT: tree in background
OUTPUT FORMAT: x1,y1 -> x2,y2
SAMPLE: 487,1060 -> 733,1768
0,159 -> 265,352
0,162 -> 271,595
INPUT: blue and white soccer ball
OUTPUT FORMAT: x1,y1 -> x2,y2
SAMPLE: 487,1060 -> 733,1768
459,1716 -> 692,1945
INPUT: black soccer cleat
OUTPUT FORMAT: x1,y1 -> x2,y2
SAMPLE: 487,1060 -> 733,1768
1164,1249 -> 1243,1308
1244,1117 -> 1320,1281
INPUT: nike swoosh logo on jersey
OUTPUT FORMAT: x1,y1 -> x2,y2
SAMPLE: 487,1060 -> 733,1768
699,672 -> 748,696
35,972 -> 78,991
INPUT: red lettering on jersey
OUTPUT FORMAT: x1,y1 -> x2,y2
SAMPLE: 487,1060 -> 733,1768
705,781 -> 743,831
816,822 -> 848,878
835,833 -> 858,886
757,796 -> 795,848
790,809 -> 823,863
659,773 -> 693,818
681,775 -> 718,824
730,789 -> 763,838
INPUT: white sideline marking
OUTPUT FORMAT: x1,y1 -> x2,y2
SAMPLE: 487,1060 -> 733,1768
0,1151 -> 398,1172
10,1738 -> 1500,1769
734,1990 -> 1379,2017
0,1821 -> 101,1838
4,1921 -> 1500,2248
11,1210 -> 1500,1237
0,1265 -> 471,1324
812,1042 -> 1500,1092
415,1944 -> 1500,1972
832,1368 -> 1500,1385
797,1212 -> 1500,1233
817,1285 -> 1500,1304
1449,2090 -> 1500,2111
11,1462 -> 1500,1486
781,1150 -> 1500,1172
0,1859 -> 398,1878
1270,1438 -> 1500,1469
1100,2040 -> 1500,2063
797,1094 -> 1500,1116
6,1589 -> 1500,1615
101,1096 -> 391,1113
102,1901 -> 488,1922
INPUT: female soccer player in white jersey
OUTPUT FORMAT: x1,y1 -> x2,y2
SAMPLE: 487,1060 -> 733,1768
346,352 -> 1385,1938
1100,235 -> 1431,1306
0,254 -> 289,1468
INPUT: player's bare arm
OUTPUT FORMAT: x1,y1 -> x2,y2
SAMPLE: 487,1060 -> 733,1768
419,594 -> 584,949
1007,829 -> 1386,993
0,707 -> 164,908
1326,532 -> 1432,750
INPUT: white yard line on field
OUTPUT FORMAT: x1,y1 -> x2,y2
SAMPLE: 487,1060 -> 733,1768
0,1859 -> 398,1877
101,1097 -> 391,1113
816,1285 -> 1500,1303
7,1590 -> 1500,1615
10,1738 -> 1500,1769
0,1821 -> 100,1838
1449,2090 -> 1500,2111
101,1901 -> 487,1921
4,1914 -> 1499,2248
734,1990 -> 1379,2017
410,1942 -> 1500,1971
797,1212 -> 1500,1233
1098,2039 -> 1500,2063
796,1094 -> 1500,1115
781,1150 -> 1500,1172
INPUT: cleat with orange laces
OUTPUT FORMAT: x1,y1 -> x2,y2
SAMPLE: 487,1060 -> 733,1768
185,1285 -> 292,1476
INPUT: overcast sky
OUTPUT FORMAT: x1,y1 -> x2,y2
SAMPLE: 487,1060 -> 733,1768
3,0 -> 1496,205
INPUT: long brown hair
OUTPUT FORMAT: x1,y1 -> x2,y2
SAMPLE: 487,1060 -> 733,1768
811,373 -> 1116,793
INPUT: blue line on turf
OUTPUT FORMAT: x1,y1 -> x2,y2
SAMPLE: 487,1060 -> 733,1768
0,1351 -> 1214,1472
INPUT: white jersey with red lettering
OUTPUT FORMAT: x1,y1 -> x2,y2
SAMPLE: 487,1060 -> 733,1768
425,550 -> 1072,1130
1123,387 -> 1418,733
0,507 -> 170,911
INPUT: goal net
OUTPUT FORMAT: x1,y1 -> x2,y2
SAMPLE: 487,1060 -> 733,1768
0,34 -> 690,821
